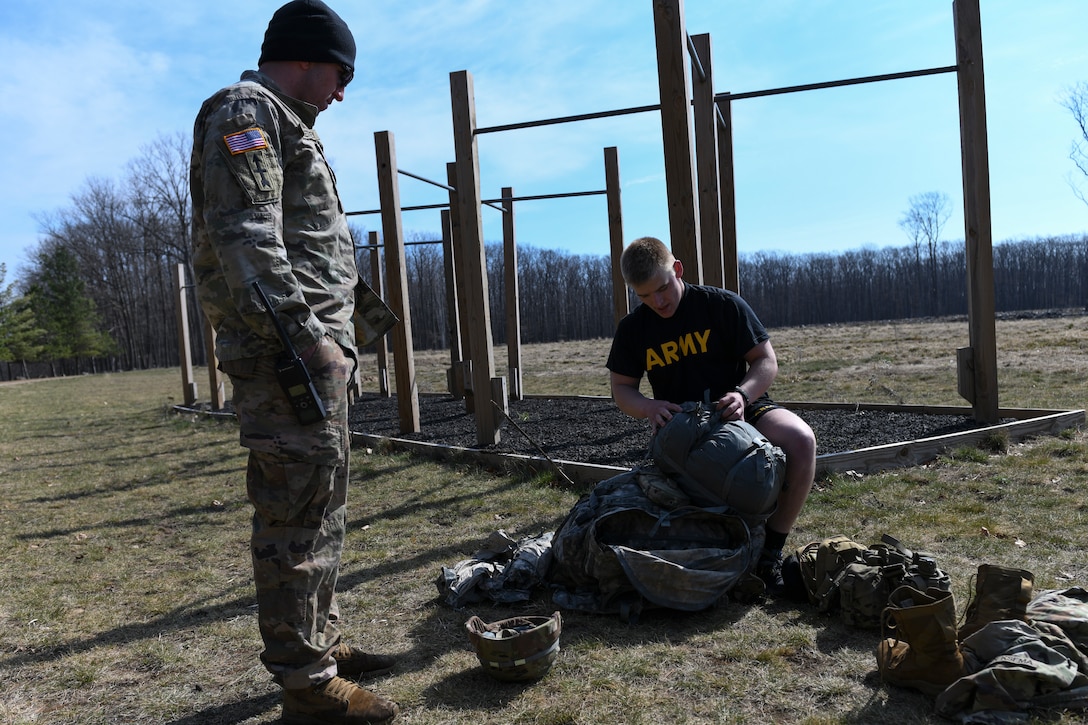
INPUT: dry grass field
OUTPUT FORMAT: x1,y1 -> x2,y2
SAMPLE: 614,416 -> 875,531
1,314 -> 1086,725
363,313 -> 1088,409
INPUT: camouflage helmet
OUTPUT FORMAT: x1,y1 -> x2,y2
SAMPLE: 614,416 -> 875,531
465,611 -> 562,682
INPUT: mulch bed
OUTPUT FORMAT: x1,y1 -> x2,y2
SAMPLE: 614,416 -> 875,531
349,394 -> 995,469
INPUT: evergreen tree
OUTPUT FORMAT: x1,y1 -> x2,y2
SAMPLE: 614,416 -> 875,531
0,265 -> 45,366
23,246 -> 115,365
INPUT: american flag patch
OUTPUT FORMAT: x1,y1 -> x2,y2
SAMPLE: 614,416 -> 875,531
224,128 -> 268,155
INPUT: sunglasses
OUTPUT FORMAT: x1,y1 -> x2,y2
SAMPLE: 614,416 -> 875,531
339,64 -> 354,88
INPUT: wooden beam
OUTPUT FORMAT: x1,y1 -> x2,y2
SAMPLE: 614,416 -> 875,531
691,33 -> 724,289
446,162 -> 472,400
812,409 -> 1084,475
450,70 -> 501,445
954,0 -> 999,424
440,208 -> 465,399
173,263 -> 198,406
203,317 -> 225,410
374,130 -> 421,433
502,187 -> 523,400
652,0 -> 702,281
351,404 -> 1085,483
716,97 -> 740,294
604,146 -> 629,326
367,232 -> 391,398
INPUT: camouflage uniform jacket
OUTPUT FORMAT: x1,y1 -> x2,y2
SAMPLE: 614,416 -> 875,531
190,70 -> 357,362
934,588 -> 1088,722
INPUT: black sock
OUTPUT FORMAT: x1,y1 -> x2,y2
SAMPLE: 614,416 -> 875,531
764,527 -> 788,553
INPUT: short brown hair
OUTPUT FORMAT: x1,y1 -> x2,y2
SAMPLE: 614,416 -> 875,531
620,237 -> 674,286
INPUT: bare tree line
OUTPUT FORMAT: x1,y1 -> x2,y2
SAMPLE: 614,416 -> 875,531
13,134 -> 196,376
741,235 -> 1087,329
2,130 -> 1087,381
356,230 -> 1087,353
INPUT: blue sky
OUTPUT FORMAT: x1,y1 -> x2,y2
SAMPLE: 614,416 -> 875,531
1,1 -> 1086,282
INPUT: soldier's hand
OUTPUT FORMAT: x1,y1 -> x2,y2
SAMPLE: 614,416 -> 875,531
302,336 -> 343,372
645,400 -> 682,432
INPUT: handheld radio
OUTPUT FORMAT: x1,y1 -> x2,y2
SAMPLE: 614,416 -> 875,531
252,281 -> 328,425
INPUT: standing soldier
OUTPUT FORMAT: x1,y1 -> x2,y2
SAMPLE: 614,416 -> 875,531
189,1 -> 399,722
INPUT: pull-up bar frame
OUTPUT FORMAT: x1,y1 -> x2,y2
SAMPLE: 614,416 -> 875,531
361,0 -> 996,446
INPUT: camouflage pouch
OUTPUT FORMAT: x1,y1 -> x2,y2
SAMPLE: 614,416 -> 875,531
635,465 -> 692,510
838,535 -> 951,628
353,280 -> 398,347
837,560 -> 894,628
792,535 -> 867,612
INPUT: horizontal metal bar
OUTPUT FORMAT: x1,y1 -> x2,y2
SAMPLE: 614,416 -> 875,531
354,239 -> 441,249
347,200 -> 507,217
398,168 -> 455,193
347,202 -> 449,216
717,65 -> 958,102
475,103 -> 661,135
482,189 -> 607,204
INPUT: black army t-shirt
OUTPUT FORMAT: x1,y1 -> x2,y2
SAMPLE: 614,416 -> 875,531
606,284 -> 769,405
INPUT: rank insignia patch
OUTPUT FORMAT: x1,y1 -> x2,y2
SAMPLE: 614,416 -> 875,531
224,128 -> 268,155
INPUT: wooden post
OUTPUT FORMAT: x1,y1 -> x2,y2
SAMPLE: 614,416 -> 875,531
652,0 -> 702,282
450,70 -> 501,445
953,0 -> 999,424
440,208 -> 465,399
502,187 -> 523,400
717,96 -> 741,294
173,263 -> 198,406
446,162 -> 474,405
201,317 -> 217,407
605,146 -> 629,326
374,130 -> 421,433
203,318 -> 225,410
691,33 -> 724,289
367,232 -> 391,398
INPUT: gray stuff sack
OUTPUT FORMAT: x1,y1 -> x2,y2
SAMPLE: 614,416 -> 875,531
650,401 -> 786,519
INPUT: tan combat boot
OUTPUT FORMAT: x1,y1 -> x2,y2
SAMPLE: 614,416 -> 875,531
332,642 -> 396,680
957,563 -> 1034,640
877,585 -> 965,696
282,676 -> 399,725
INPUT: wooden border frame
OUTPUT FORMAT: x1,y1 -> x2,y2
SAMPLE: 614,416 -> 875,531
346,398 -> 1085,484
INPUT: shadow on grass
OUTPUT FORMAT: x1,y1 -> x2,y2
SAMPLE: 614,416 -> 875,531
14,499 -> 248,541
842,677 -> 938,724
163,690 -> 281,725
1,478 -> 538,674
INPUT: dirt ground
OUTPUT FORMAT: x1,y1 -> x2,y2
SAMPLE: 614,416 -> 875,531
348,394 -> 989,468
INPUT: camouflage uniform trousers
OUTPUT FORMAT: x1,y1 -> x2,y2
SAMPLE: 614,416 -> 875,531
220,338 -> 357,690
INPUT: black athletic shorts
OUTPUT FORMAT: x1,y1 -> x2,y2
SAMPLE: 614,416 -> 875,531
745,394 -> 779,425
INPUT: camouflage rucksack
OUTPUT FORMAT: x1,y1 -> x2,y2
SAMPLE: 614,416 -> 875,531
548,468 -> 762,622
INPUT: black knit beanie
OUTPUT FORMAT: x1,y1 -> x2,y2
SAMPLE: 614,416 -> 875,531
258,0 -> 356,71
